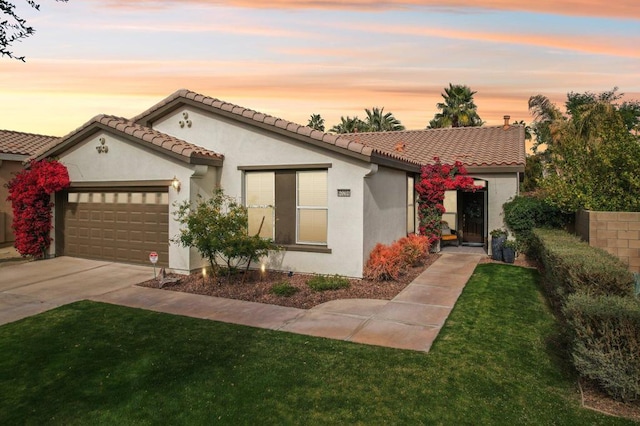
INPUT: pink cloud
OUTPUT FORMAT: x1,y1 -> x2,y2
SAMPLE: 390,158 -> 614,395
98,0 -> 640,20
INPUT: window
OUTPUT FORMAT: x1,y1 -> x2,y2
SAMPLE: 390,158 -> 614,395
407,175 -> 415,234
245,169 -> 328,246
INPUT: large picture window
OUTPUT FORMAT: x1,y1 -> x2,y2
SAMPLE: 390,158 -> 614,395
245,169 -> 328,246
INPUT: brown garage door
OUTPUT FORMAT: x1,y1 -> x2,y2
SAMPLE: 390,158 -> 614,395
62,190 -> 169,266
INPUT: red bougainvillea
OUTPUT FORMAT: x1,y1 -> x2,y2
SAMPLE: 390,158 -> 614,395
415,157 -> 478,246
7,159 -> 70,258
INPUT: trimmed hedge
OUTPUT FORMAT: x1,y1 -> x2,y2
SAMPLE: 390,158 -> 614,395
564,293 -> 640,402
502,195 -> 571,251
530,228 -> 639,402
529,229 -> 634,302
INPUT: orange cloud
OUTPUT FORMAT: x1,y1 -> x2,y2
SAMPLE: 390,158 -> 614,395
99,0 -> 640,20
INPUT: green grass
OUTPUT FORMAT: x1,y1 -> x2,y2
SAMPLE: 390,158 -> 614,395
270,281 -> 299,297
0,264 -> 633,424
306,274 -> 350,291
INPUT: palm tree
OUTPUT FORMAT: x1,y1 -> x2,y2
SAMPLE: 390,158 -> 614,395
528,94 -> 566,154
428,84 -> 483,128
514,120 -> 532,140
364,107 -> 405,132
307,113 -> 325,132
330,116 -> 368,134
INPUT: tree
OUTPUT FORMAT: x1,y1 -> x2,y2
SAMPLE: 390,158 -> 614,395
307,113 -> 325,132
172,189 -> 278,281
364,107 -> 405,132
1,0 -> 67,61
329,116 -> 368,134
529,89 -> 640,212
521,153 -> 543,193
427,83 -> 483,128
514,120 -> 532,141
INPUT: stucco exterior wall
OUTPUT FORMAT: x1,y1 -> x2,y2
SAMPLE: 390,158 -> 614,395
362,166 -> 408,263
152,107 -> 370,277
51,131 -> 212,272
575,210 -> 640,273
0,160 -> 23,244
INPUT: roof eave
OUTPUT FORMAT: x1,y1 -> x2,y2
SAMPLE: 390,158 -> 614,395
370,152 -> 421,173
135,97 -> 374,164
465,164 -> 525,174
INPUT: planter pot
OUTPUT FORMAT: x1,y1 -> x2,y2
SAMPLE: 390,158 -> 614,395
502,247 -> 516,264
491,236 -> 506,261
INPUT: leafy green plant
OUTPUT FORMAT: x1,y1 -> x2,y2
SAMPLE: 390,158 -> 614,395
307,274 -> 350,291
503,195 -> 570,251
172,189 -> 278,281
564,293 -> 640,402
270,282 -> 299,297
490,228 -> 508,238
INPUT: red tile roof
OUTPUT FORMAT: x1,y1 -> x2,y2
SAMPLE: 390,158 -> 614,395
350,125 -> 526,169
33,115 -> 223,166
134,89 -> 524,170
0,129 -> 58,157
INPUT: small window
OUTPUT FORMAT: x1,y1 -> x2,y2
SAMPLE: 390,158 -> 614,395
297,171 -> 328,244
246,172 -> 275,239
407,175 -> 415,234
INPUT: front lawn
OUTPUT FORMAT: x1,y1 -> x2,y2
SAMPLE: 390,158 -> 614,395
0,264 -> 632,424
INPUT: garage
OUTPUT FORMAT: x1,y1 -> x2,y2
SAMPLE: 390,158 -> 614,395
59,189 -> 169,266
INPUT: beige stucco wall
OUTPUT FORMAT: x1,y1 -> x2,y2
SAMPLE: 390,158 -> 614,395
362,166 -> 409,263
575,210 -> 640,273
152,107 -> 371,277
50,131 -> 215,272
0,160 -> 24,244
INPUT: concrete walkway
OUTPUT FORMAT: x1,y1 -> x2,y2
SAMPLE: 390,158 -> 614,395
0,254 -> 482,352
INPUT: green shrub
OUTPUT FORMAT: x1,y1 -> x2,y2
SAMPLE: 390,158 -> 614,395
564,293 -> 640,402
530,229 -> 634,304
270,282 -> 299,297
503,195 -> 571,251
307,275 -> 350,291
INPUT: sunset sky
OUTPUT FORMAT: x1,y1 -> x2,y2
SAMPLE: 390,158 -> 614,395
2,0 -> 639,139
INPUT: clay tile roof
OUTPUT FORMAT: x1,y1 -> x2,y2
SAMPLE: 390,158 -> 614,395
0,129 -> 59,157
347,125 -> 526,168
132,89 -> 524,170
32,115 -> 223,165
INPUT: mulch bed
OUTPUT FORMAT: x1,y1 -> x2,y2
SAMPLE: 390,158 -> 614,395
138,254 -> 440,310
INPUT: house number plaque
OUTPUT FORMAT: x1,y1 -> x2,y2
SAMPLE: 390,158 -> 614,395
337,189 -> 351,197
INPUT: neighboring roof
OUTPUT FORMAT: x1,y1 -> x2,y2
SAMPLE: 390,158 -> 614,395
32,115 -> 224,166
133,89 -> 524,172
133,89 -> 421,171
351,125 -> 526,171
0,129 -> 58,159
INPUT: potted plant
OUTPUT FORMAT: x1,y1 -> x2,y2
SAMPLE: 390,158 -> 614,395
490,229 -> 508,261
502,239 -> 517,264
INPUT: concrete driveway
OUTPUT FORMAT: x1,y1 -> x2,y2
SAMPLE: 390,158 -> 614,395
0,256 -> 155,325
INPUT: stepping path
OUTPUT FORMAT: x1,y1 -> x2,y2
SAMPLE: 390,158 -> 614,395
91,253 -> 482,352
0,254 -> 482,352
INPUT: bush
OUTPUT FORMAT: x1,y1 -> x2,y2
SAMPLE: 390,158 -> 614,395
564,293 -> 640,402
397,234 -> 430,267
363,243 -> 405,281
529,229 -> 634,304
503,195 -> 571,251
307,275 -> 350,291
270,282 -> 299,297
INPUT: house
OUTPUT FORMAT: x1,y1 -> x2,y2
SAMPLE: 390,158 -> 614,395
0,130 -> 59,245
32,89 -> 525,277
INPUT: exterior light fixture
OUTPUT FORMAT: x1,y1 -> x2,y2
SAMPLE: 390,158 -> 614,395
171,176 -> 181,192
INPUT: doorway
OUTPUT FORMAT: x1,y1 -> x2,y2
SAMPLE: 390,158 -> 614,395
459,191 -> 486,246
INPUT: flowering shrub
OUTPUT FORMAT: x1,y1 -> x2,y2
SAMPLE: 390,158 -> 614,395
415,157 -> 477,245
397,234 -> 430,267
363,235 -> 431,281
7,159 -> 70,258
363,242 -> 404,281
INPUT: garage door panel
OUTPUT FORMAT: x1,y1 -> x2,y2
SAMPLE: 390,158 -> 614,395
63,190 -> 169,266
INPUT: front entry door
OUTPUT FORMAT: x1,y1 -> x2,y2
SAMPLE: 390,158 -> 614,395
460,191 -> 485,245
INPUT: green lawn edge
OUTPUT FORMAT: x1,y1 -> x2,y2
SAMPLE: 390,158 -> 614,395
0,264 -> 633,425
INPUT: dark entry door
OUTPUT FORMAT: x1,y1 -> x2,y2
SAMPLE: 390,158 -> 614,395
460,191 -> 485,245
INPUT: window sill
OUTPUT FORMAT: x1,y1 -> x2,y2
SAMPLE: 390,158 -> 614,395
278,244 -> 332,254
